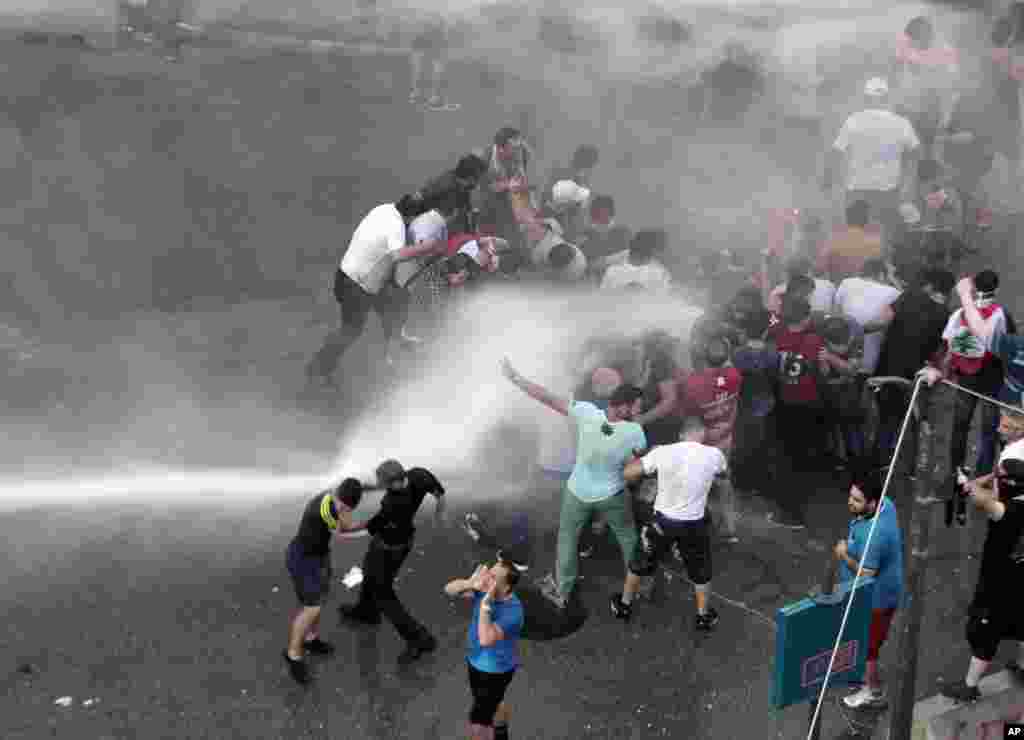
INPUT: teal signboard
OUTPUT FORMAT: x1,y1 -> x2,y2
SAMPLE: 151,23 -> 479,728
771,578 -> 876,710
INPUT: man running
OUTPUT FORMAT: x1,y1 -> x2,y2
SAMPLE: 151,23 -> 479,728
283,478 -> 365,685
501,357 -> 646,619
445,560 -> 525,740
624,417 -> 725,632
339,460 -> 446,665
306,195 -> 446,388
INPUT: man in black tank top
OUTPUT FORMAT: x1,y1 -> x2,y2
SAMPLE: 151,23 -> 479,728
283,479 -> 365,685
339,459 -> 447,665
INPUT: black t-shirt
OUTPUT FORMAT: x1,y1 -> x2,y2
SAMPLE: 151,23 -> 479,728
972,497 -> 1024,611
292,491 -> 335,558
875,288 -> 948,380
366,468 -> 445,545
419,170 -> 473,231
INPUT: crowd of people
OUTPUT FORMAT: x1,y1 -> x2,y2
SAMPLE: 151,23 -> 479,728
285,7 -> 1024,736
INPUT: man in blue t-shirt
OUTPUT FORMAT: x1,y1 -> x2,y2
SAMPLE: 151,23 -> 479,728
834,469 -> 904,709
502,357 -> 648,619
445,559 -> 525,740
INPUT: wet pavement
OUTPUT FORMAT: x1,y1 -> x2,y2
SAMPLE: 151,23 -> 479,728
0,466 -> 1007,740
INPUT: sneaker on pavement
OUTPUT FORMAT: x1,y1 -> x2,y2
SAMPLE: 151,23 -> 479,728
609,594 -> 633,621
766,513 -> 806,530
303,638 -> 335,656
282,651 -> 310,685
695,608 -> 720,633
537,573 -> 567,611
409,89 -> 424,104
578,542 -> 594,559
338,604 -> 382,626
397,633 -> 437,665
941,681 -> 981,704
463,513 -> 482,542
843,685 -> 886,709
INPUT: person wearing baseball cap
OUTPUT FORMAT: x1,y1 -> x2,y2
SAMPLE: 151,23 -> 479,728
824,76 -> 921,258
942,439 -> 1024,703
338,459 -> 447,665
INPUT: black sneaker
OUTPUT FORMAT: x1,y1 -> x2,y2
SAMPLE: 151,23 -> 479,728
397,633 -> 438,666
282,651 -> 309,685
941,681 -> 981,703
303,638 -> 335,656
578,543 -> 594,559
695,608 -> 720,632
338,604 -> 382,626
609,594 -> 633,621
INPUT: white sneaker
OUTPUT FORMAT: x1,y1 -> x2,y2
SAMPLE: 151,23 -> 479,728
843,685 -> 885,709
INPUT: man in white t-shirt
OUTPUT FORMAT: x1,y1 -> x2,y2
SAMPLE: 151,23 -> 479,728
833,257 -> 902,375
601,229 -> 673,294
306,195 -> 447,387
623,417 -> 727,632
824,77 -> 920,253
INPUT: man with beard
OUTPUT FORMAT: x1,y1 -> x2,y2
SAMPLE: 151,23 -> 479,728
501,358 -> 647,618
942,439 -> 1024,702
338,460 -> 446,665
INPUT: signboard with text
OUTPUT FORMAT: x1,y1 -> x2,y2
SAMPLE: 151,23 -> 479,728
771,578 -> 876,710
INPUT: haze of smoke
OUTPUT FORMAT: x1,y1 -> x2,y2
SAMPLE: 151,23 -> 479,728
328,282 -> 704,503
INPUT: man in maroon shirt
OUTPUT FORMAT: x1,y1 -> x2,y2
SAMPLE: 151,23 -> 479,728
768,295 -> 828,528
683,337 -> 743,541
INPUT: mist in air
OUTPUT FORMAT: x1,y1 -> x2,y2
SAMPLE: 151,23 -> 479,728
0,0 -> 1007,511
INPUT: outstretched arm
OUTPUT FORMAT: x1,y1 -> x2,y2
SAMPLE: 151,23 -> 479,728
502,358 -> 569,416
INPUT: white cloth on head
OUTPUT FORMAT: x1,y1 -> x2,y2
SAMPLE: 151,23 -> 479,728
551,179 -> 591,209
833,108 -> 920,192
340,203 -> 408,295
395,209 -> 448,287
641,441 -> 727,522
409,209 -> 447,244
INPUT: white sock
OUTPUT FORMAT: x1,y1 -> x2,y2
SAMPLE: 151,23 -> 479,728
621,592 -> 633,606
966,657 -> 990,687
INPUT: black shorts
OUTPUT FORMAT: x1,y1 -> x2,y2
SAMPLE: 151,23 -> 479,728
638,512 -> 712,585
467,661 -> 515,726
286,542 -> 332,607
966,604 -> 1024,662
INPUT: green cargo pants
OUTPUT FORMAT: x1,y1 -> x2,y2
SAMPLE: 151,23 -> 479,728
556,485 -> 638,599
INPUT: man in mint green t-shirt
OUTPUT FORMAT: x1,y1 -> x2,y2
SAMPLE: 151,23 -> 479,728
502,358 -> 647,618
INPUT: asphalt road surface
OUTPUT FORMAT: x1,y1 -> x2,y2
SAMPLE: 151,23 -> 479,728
3,16 -> 1024,740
